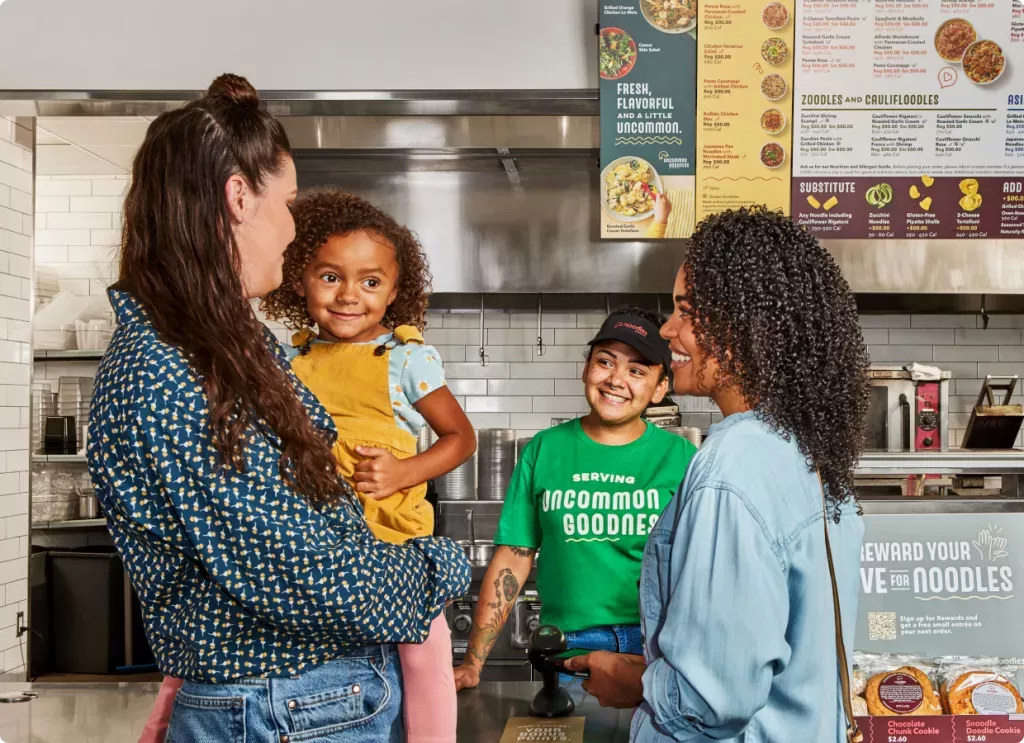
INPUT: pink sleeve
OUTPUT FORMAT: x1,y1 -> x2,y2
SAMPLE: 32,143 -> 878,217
137,676 -> 184,743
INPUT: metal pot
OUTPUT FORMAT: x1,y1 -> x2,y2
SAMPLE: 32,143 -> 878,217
461,509 -> 496,565
457,540 -> 494,565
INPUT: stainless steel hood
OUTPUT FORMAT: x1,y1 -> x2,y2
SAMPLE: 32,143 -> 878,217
3,90 -> 1022,294
286,115 -> 1024,295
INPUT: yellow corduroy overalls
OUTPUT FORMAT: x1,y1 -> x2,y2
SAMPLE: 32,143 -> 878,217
291,326 -> 433,544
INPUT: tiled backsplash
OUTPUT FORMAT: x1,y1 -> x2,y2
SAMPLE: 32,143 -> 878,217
34,175 -> 124,297
421,309 -> 1024,445
0,118 -> 33,680
32,173 -> 1024,446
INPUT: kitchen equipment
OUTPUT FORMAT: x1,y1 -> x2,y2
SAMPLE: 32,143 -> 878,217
464,509 -> 495,565
510,593 -> 543,649
74,317 -> 114,352
478,428 -> 516,501
57,376 -> 92,419
32,468 -> 78,523
417,425 -> 434,454
446,597 -> 475,655
32,381 -> 57,454
664,426 -> 702,448
78,491 -> 99,519
865,366 -> 950,452
436,453 -> 476,501
44,416 -> 77,455
515,436 -> 532,464
962,376 -> 1023,450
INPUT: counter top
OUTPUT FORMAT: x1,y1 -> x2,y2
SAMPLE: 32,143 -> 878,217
0,680 -> 633,743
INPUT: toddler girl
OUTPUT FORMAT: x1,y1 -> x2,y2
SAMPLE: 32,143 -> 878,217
139,189 -> 475,743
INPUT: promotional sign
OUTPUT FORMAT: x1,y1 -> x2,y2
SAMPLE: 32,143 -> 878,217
499,717 -> 585,743
791,0 -> 1024,239
599,1 -> 697,239
856,514 -> 1024,657
696,1 -> 795,219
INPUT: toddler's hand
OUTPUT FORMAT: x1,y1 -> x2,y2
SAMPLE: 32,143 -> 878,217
353,447 -> 408,499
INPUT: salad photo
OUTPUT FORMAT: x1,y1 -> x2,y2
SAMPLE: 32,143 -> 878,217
599,27 -> 638,79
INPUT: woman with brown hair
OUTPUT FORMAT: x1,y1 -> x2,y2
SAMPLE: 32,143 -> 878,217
87,74 -> 469,743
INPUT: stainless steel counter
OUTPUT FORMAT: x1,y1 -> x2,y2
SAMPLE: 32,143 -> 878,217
0,680 -> 632,742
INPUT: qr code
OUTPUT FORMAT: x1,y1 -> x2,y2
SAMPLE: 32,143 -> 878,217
868,611 -> 898,641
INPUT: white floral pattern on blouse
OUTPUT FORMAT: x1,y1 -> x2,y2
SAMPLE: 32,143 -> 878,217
87,290 -> 470,682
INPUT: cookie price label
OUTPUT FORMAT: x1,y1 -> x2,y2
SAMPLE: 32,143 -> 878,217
857,716 -> 1024,742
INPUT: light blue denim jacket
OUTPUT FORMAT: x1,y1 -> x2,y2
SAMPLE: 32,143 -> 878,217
633,411 -> 864,742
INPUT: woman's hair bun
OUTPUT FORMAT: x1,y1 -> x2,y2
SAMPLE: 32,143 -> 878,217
206,73 -> 259,108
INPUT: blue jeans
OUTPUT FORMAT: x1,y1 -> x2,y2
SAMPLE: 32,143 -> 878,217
565,625 -> 643,655
560,624 -> 643,688
166,645 -> 403,743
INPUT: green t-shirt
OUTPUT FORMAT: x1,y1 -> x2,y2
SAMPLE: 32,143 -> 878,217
494,418 -> 696,633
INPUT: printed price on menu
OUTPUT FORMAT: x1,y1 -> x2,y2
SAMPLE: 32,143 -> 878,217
791,0 -> 1024,238
695,1 -> 795,219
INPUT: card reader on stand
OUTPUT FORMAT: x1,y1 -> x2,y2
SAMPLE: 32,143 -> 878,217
527,625 -> 575,718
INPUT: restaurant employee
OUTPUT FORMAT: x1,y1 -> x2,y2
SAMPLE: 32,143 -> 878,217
453,307 -> 697,690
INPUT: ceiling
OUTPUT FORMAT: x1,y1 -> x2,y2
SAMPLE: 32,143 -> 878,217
36,116 -> 152,175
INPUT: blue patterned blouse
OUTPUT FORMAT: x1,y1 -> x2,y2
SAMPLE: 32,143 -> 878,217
87,290 -> 470,682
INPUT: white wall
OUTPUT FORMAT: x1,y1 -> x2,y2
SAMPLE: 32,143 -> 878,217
0,0 -> 597,91
0,117 -> 32,681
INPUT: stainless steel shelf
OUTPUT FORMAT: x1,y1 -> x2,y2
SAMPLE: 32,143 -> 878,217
861,497 -> 1024,515
31,518 -> 105,530
856,450 -> 1024,476
33,350 -> 104,361
32,454 -> 86,464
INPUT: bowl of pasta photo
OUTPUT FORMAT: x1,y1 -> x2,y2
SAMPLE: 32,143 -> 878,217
601,157 -> 664,222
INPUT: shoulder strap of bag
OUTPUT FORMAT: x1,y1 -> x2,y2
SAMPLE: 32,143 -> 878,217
818,472 -> 864,743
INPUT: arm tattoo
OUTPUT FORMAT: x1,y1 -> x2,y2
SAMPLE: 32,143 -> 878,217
508,546 -> 537,559
465,567 -> 521,665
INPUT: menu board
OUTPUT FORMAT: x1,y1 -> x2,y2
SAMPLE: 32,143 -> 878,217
599,1 -> 697,239
696,2 -> 796,220
791,1 -> 1024,239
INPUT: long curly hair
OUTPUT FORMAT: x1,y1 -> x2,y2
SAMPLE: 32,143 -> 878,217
261,189 -> 432,331
685,206 -> 869,519
119,73 -> 342,505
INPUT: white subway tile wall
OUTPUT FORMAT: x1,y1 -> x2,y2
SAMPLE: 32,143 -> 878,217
34,176 -> 124,296
0,119 -> 31,680
418,311 -> 1024,445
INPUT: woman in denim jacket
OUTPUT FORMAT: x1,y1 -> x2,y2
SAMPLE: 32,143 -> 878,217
88,74 -> 469,743
565,207 -> 869,742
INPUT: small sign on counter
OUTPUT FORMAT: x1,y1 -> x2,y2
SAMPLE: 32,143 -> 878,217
500,717 -> 585,742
